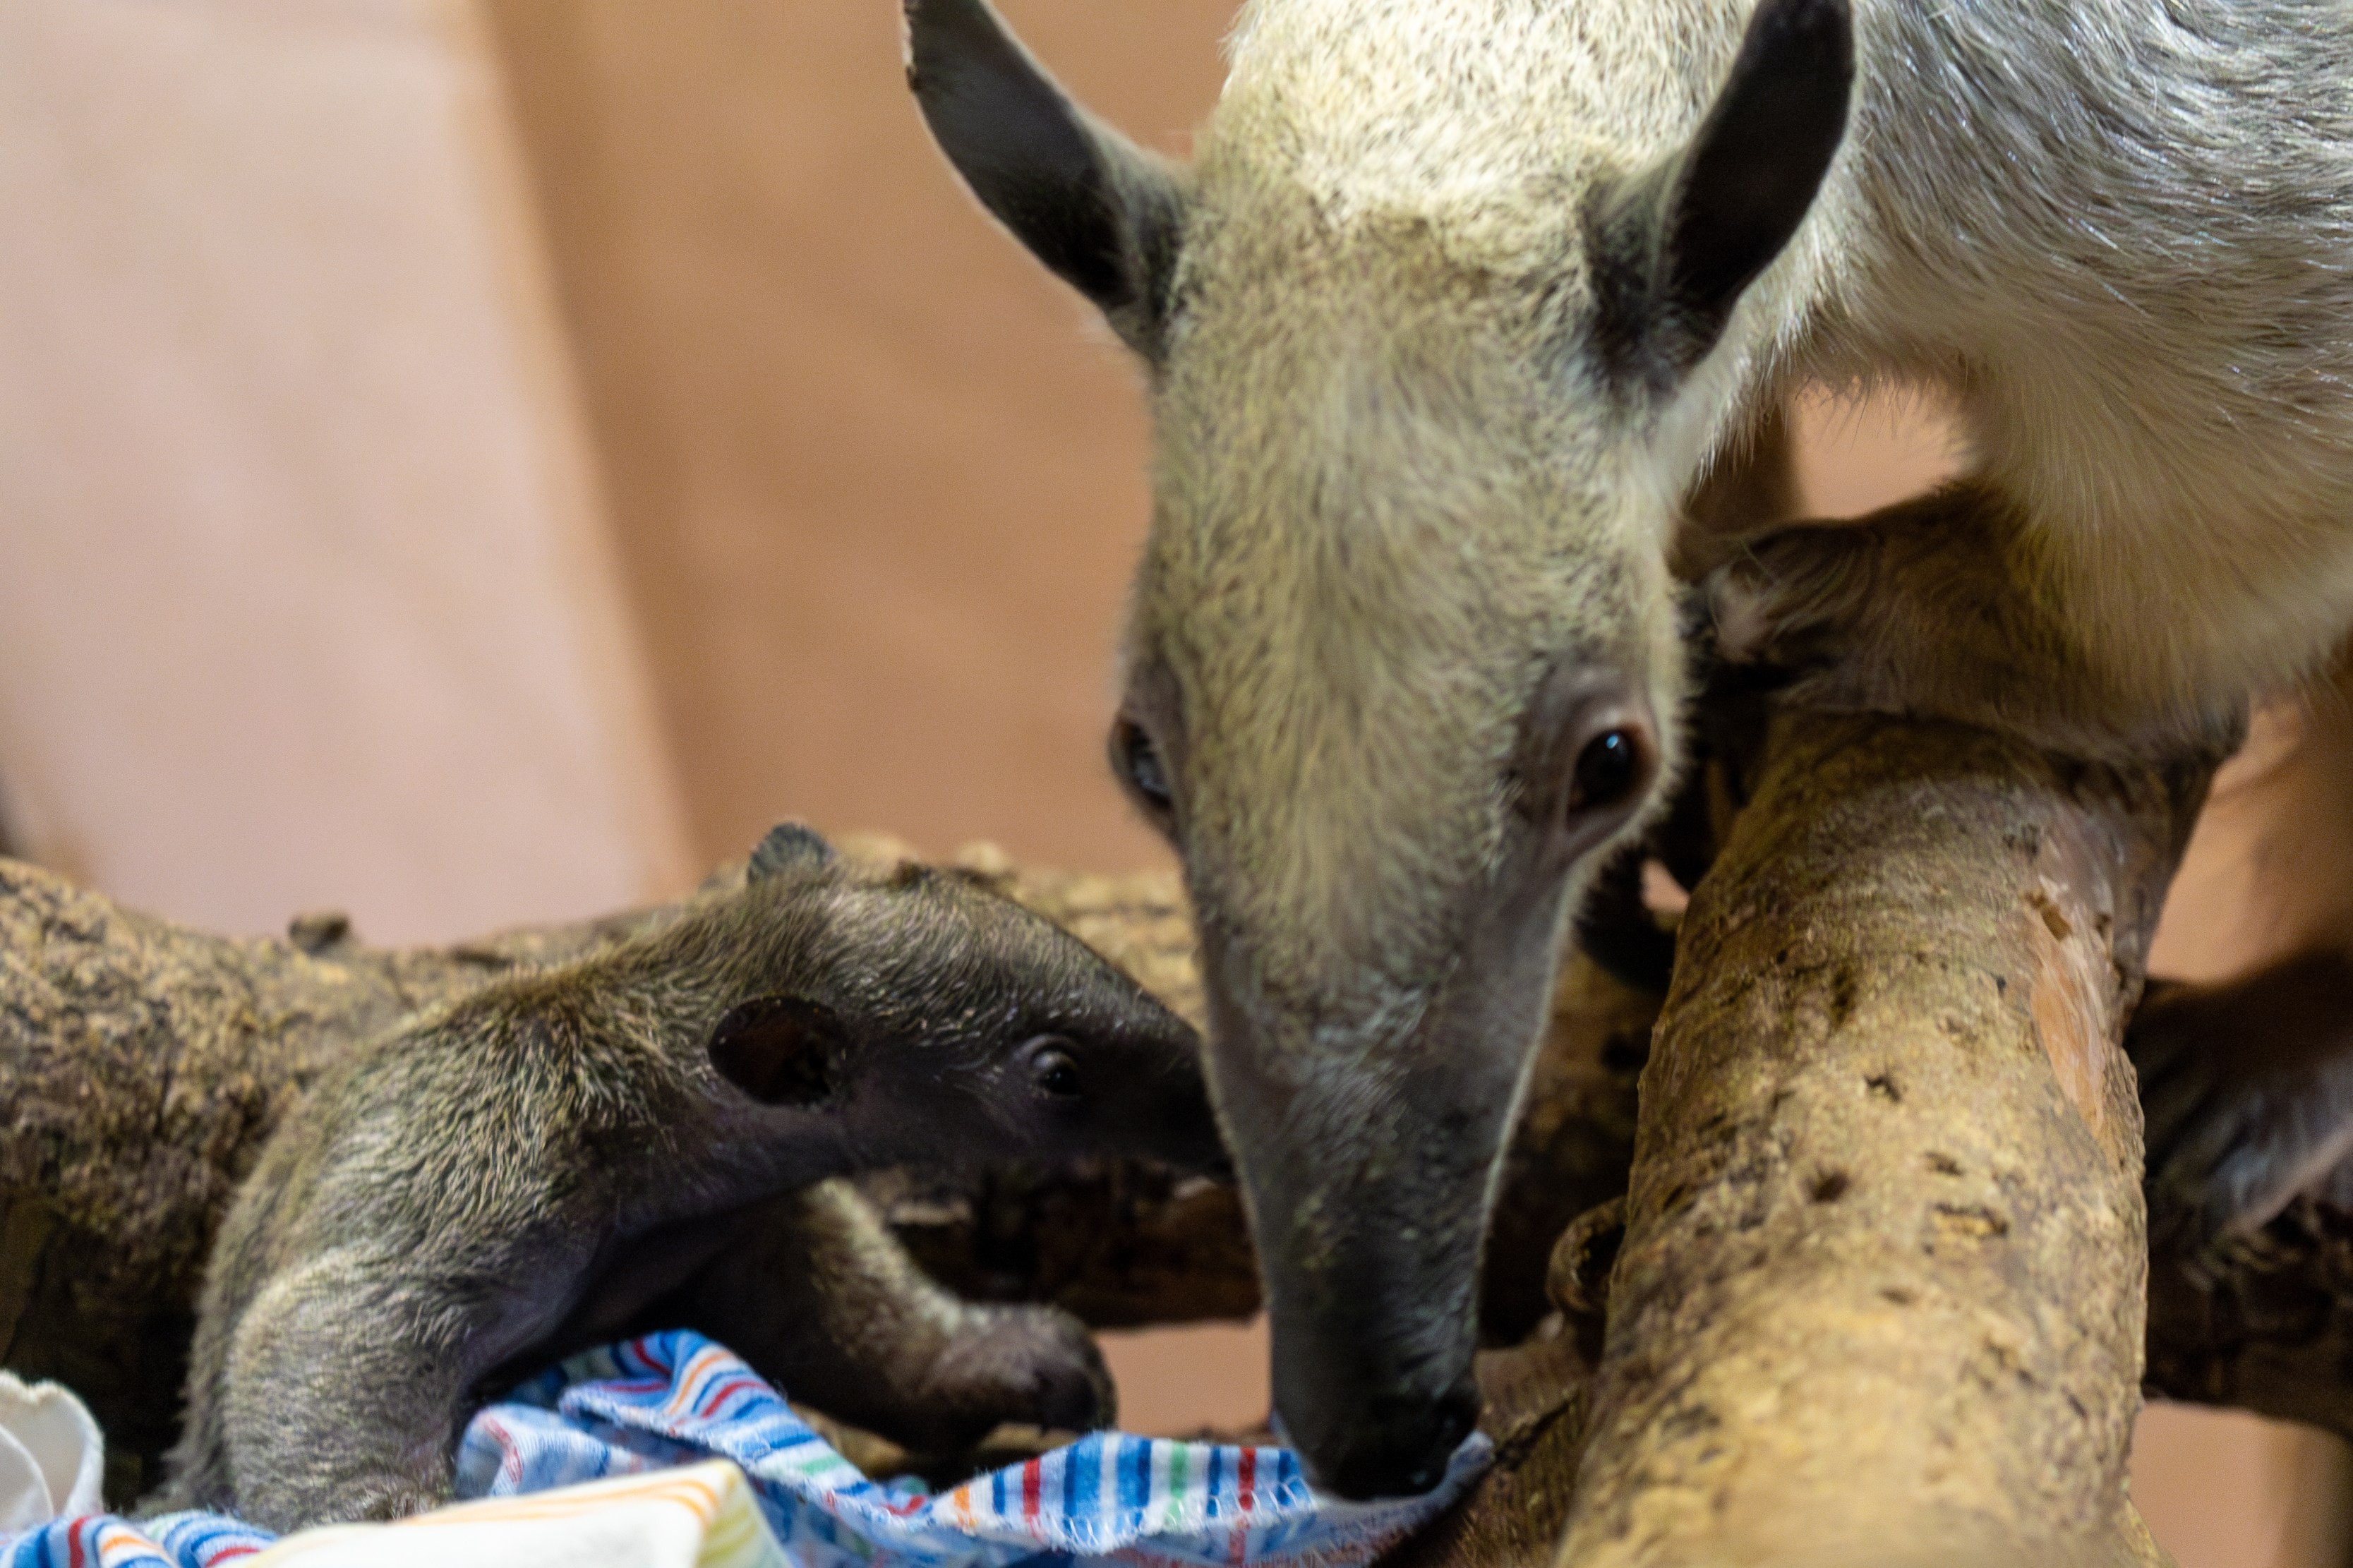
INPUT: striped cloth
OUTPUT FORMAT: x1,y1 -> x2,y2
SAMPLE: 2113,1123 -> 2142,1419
1,1331 -> 1486,1568
2,1509 -> 277,1567
0,1462 -> 781,1568
464,1330 -> 1486,1568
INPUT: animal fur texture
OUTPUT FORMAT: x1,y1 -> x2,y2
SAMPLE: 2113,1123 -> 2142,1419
906,0 -> 2353,1497
155,824 -> 1224,1532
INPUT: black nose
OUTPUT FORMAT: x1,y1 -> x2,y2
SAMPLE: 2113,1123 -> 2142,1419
1302,1382 -> 1480,1501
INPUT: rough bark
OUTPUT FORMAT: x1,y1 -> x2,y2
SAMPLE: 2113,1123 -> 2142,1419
1551,713 -> 2215,1568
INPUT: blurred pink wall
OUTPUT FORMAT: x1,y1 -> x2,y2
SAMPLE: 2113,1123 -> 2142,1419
485,0 -> 1225,876
0,0 -> 690,943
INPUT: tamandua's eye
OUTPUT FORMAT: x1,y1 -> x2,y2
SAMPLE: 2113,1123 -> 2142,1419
1112,718 -> 1174,816
1569,729 -> 1645,815
1026,1038 -> 1083,1099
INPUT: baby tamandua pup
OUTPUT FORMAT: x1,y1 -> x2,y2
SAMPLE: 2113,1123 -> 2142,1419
158,824 -> 1227,1532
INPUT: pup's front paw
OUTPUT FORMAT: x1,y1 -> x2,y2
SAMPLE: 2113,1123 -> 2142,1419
916,1304 -> 1114,1449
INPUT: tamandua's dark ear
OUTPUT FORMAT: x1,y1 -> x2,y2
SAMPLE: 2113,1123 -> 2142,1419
1591,0 -> 1852,384
904,0 -> 1188,359
748,822 -> 836,883
709,995 -> 850,1107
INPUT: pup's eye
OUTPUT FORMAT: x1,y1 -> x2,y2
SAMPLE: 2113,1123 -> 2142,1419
1028,1039 -> 1083,1099
1112,718 -> 1173,815
1569,729 -> 1645,815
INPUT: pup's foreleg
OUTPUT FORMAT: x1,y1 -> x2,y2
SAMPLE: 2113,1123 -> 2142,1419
680,1180 -> 1113,1452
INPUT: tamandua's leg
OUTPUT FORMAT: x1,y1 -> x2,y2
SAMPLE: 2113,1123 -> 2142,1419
2132,950 -> 2353,1243
1703,481 -> 2246,759
219,1249 -> 505,1531
674,1180 -> 1112,1452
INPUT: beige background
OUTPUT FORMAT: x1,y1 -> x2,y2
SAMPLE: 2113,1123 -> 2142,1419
485,0 -> 1225,874
2,1 -> 2347,1560
0,0 -> 692,943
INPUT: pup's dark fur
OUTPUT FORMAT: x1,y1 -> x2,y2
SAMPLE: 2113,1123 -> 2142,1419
157,824 -> 1224,1532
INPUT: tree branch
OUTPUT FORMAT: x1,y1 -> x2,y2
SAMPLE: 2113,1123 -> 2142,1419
1551,711 -> 2220,1564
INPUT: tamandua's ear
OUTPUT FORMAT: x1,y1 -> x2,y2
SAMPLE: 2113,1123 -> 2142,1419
748,822 -> 836,883
709,996 -> 850,1106
904,0 -> 1188,359
1591,0 -> 1852,384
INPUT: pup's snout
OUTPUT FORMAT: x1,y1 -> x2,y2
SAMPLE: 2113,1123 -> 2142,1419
1301,1381 -> 1480,1501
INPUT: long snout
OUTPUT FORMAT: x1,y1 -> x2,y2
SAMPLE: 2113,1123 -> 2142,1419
1198,876 -> 1574,1499
1205,994 -> 1546,1497
1258,1180 -> 1488,1499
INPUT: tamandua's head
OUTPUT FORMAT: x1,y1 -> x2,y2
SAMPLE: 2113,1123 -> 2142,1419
705,824 -> 1228,1180
908,0 -> 1851,1497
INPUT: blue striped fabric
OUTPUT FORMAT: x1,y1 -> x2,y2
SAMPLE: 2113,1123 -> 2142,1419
0,1330 -> 1486,1568
458,1331 -> 1488,1568
0,1508 -> 274,1566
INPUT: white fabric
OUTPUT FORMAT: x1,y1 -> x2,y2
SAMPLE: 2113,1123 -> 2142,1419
0,1373 -> 105,1531
246,1461 -> 786,1568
